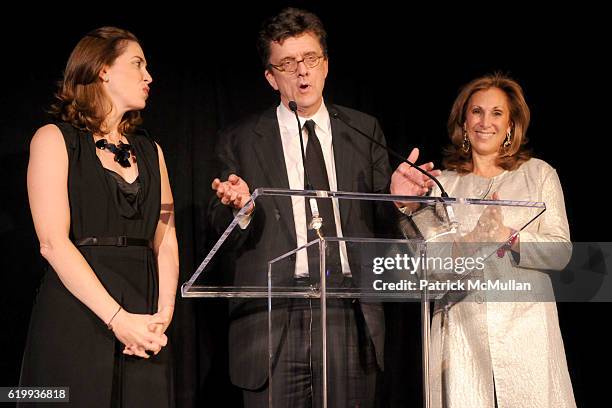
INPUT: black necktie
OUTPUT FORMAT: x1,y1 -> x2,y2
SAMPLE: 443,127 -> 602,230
303,119 -> 342,283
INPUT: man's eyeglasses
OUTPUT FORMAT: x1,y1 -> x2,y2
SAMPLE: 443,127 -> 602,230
269,54 -> 325,73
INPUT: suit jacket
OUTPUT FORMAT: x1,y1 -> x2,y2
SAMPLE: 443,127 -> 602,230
209,103 -> 396,389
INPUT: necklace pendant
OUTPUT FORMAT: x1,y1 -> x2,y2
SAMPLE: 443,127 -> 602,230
95,138 -> 133,168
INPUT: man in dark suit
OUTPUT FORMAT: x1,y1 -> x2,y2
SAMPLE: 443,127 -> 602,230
210,7 -> 438,407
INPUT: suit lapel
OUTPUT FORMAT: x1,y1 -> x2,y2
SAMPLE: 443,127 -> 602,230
253,107 -> 290,189
252,107 -> 296,246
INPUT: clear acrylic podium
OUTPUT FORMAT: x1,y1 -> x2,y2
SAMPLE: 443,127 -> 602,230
182,188 -> 546,407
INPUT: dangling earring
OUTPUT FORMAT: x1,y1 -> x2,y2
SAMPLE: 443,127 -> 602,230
462,129 -> 471,153
503,130 -> 512,151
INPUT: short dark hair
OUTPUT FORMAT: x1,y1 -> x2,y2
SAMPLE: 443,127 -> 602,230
443,72 -> 532,173
49,26 -> 142,135
256,7 -> 328,68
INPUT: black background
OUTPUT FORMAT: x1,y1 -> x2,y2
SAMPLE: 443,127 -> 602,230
1,2 -> 609,406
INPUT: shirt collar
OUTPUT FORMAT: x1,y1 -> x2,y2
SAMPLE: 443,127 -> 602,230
277,100 -> 331,137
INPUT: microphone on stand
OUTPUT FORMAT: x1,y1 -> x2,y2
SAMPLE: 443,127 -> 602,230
289,101 -> 322,232
329,109 -> 448,197
329,108 -> 456,231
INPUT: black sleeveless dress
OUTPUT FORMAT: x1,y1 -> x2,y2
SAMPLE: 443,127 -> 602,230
19,123 -> 174,407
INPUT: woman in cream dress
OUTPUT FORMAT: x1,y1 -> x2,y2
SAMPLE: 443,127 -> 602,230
427,73 -> 576,408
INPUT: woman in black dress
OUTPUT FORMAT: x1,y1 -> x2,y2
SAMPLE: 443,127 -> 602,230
20,27 -> 178,407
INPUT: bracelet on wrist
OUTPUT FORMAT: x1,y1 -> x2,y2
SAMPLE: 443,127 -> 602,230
496,230 -> 519,258
106,305 -> 122,330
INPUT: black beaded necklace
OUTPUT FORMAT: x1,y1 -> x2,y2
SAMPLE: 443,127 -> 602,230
95,138 -> 133,168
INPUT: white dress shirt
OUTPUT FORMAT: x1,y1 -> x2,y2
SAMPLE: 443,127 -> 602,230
276,101 -> 351,277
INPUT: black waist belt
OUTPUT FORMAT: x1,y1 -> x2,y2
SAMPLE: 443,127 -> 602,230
74,236 -> 150,247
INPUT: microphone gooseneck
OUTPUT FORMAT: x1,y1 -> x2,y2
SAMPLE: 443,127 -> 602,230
289,101 -> 322,229
330,110 -> 449,198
